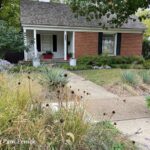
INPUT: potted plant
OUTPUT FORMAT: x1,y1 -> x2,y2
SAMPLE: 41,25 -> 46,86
43,51 -> 53,59
67,52 -> 73,60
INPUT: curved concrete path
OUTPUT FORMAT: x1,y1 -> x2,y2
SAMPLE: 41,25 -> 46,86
67,72 -> 150,150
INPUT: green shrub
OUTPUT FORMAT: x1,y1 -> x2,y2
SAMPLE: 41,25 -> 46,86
77,56 -> 144,68
142,38 -> 150,59
143,59 -> 150,69
121,71 -> 139,86
146,96 -> 150,109
139,71 -> 150,84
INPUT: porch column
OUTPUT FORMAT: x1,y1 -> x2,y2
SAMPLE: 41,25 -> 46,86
33,29 -> 38,58
72,32 -> 75,58
64,31 -> 67,60
23,28 -> 28,61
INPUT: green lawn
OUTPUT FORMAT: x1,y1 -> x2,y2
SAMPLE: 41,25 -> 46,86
75,69 -> 123,86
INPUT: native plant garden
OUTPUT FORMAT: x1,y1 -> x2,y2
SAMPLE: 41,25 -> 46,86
0,67 -> 136,150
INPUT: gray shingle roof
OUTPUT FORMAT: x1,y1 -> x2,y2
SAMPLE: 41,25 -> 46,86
20,0 -> 146,30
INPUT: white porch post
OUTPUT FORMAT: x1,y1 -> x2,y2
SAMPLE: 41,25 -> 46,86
23,28 -> 28,61
33,29 -> 38,58
64,31 -> 67,60
72,32 -> 75,58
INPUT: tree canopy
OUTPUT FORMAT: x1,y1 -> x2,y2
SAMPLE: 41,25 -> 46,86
136,8 -> 150,38
67,0 -> 150,28
0,0 -> 20,28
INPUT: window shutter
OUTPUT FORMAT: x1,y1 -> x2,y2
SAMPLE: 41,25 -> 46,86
98,32 -> 103,55
36,34 -> 41,52
53,35 -> 57,52
116,33 -> 122,55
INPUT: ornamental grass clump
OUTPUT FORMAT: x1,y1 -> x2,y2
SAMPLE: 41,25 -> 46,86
139,71 -> 150,84
121,71 -> 139,86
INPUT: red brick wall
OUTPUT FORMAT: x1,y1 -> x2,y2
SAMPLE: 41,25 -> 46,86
74,32 -> 143,58
120,33 -> 143,56
75,32 -> 98,58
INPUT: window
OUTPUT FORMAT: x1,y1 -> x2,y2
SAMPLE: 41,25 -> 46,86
53,35 -> 57,52
102,34 -> 116,55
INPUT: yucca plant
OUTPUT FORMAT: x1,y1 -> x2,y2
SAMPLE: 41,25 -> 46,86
121,71 -> 139,86
41,67 -> 68,89
139,71 -> 150,84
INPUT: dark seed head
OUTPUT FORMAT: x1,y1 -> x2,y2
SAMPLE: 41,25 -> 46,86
132,141 -> 135,145
103,113 -> 107,116
8,119 -> 12,123
83,91 -> 86,93
64,74 -> 68,77
46,104 -> 49,107
62,84 -> 65,88
123,99 -> 126,103
18,82 -> 21,85
71,91 -> 74,94
28,76 -> 31,79
78,89 -> 80,91
57,90 -> 60,93
60,119 -> 64,123
81,96 -> 83,99
112,110 -> 116,114
28,71 -> 31,74
114,122 -> 117,125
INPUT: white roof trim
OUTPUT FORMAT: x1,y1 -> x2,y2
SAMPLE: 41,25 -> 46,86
22,24 -> 144,33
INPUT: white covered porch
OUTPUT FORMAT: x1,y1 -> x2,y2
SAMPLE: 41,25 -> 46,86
23,28 -> 75,61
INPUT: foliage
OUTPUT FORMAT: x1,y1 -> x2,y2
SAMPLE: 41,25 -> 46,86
142,38 -> 150,59
136,9 -> 150,37
139,70 -> 150,84
121,71 -> 139,86
0,0 -> 20,28
0,20 -> 26,57
84,122 -> 135,150
146,96 -> 150,109
77,56 -> 144,67
143,59 -> 150,69
60,56 -> 145,71
78,56 -> 144,66
68,0 -> 149,28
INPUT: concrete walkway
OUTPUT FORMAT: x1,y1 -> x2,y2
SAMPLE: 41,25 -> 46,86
67,72 -> 150,150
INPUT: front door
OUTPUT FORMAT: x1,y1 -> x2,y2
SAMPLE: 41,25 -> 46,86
41,34 -> 60,58
41,34 -> 53,53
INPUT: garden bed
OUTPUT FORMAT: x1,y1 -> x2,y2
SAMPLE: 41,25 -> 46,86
0,68 -> 136,150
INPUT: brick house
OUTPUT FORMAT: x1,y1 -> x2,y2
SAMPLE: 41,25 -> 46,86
20,0 -> 146,61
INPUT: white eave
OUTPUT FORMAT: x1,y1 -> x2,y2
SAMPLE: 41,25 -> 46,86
22,24 -> 145,34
